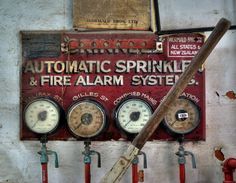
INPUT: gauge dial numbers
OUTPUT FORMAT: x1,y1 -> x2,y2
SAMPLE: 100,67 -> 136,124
115,98 -> 153,134
24,98 -> 60,134
67,101 -> 106,138
164,98 -> 200,135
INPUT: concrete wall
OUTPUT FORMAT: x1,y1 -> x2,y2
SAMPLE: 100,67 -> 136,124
159,0 -> 236,30
0,0 -> 235,182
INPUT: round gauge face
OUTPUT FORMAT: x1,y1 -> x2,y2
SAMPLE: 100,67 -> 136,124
115,98 -> 153,134
67,101 -> 106,138
164,98 -> 200,134
24,98 -> 60,134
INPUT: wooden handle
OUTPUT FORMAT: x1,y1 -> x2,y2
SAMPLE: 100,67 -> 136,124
100,18 -> 231,183
132,18 -> 231,149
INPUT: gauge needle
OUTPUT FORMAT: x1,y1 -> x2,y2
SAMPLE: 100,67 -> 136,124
170,120 -> 177,126
31,120 -> 40,129
124,111 -> 140,127
124,120 -> 132,128
74,122 -> 83,130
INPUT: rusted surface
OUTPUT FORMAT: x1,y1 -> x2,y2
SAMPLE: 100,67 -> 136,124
138,170 -> 144,182
21,31 -> 206,141
225,90 -> 236,100
73,0 -> 151,30
214,147 -> 225,161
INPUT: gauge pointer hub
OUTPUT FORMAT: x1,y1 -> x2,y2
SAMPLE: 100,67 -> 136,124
124,111 -> 141,127
130,111 -> 140,121
38,111 -> 47,121
81,113 -> 93,125
74,113 -> 93,130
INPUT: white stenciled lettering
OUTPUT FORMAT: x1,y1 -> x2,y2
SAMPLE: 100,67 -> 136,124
181,92 -> 200,103
75,75 -> 123,86
44,61 -> 54,73
100,60 -> 111,73
40,75 -> 71,86
24,60 -> 193,75
131,75 -> 197,86
115,60 -> 190,73
54,61 -> 65,73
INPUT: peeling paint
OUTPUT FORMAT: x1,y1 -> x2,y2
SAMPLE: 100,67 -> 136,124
214,147 -> 225,161
224,90 -> 236,100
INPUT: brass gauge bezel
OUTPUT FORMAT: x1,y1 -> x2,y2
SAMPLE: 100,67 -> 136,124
163,97 -> 201,135
24,97 -> 61,135
114,98 -> 153,135
67,100 -> 107,138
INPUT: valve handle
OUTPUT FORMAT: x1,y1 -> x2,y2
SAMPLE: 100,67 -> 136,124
38,143 -> 59,168
139,151 -> 147,169
91,150 -> 101,168
48,150 -> 59,168
176,145 -> 197,169
83,141 -> 101,168
185,151 -> 196,169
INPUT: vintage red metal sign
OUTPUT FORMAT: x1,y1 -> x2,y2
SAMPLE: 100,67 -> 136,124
21,31 -> 205,141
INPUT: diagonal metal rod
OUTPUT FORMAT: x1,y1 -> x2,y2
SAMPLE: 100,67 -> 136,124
100,18 -> 231,183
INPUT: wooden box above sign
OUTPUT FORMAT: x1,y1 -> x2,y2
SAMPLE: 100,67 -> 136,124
73,0 -> 152,30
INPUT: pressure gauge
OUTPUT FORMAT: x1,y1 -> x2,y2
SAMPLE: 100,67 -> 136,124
115,98 -> 153,134
164,98 -> 200,135
24,98 -> 60,134
67,100 -> 106,138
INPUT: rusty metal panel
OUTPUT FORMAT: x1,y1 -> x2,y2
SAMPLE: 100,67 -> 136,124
20,31 -> 205,141
73,0 -> 151,30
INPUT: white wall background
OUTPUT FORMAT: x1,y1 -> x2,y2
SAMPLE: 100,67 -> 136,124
0,0 -> 235,183
159,0 -> 236,30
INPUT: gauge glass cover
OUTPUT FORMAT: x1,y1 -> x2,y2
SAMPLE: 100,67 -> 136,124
164,98 -> 200,134
24,98 -> 60,134
115,98 -> 153,134
67,101 -> 106,138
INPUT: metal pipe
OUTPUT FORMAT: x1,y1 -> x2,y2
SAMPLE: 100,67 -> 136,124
132,163 -> 139,183
176,142 -> 196,183
85,163 -> 91,183
179,164 -> 185,183
38,137 -> 59,183
83,141 -> 101,183
41,163 -> 48,183
223,158 -> 236,183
